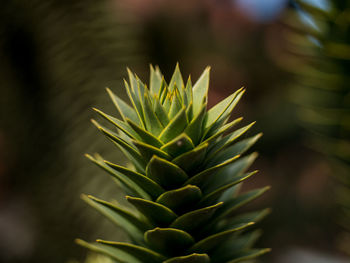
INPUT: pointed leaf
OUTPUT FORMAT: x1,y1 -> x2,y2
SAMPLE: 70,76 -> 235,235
146,156 -> 188,189
126,196 -> 177,226
169,63 -> 184,92
145,228 -> 194,256
160,133 -> 195,157
127,119 -> 163,148
170,202 -> 223,233
184,105 -> 206,145
96,240 -> 166,263
163,254 -> 210,263
226,249 -> 271,263
132,140 -> 171,162
93,108 -> 140,140
153,97 -> 170,127
192,67 -> 210,116
189,222 -> 254,253
150,65 -> 162,95
76,239 -> 142,263
156,185 -> 202,213
81,195 -> 149,243
203,88 -> 244,131
86,154 -> 149,199
172,143 -> 209,173
202,117 -> 243,144
107,88 -> 140,125
159,107 -> 188,142
105,160 -> 165,199
142,92 -> 164,135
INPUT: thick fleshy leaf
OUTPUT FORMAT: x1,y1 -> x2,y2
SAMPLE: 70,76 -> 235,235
143,92 -> 164,135
76,239 -> 142,263
160,133 -> 195,157
192,67 -> 210,116
184,105 -> 206,145
203,88 -> 244,131
91,120 -> 146,171
106,88 -> 140,125
86,154 -> 149,199
126,119 -> 163,148
145,228 -> 194,256
93,108 -> 140,140
210,134 -> 262,165
146,156 -> 188,189
172,143 -> 209,173
156,185 -> 202,213
81,195 -> 149,243
150,65 -> 162,95
163,253 -> 210,263
132,140 -> 171,162
105,160 -> 165,199
184,76 -> 193,110
215,187 -> 271,221
206,122 -> 257,163
159,107 -> 188,142
204,153 -> 258,193
189,223 -> 254,253
126,196 -> 177,226
200,171 -> 258,204
168,86 -> 183,119
185,155 -> 240,188
226,249 -> 271,263
96,240 -> 166,263
170,202 -> 223,233
169,63 -> 184,92
202,117 -> 243,144
153,97 -> 170,127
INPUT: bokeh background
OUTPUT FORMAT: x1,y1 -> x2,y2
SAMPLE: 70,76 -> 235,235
0,0 -> 349,262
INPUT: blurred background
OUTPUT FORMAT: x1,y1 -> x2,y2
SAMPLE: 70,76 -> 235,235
0,0 -> 349,262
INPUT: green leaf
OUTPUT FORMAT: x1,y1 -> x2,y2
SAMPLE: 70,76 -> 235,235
168,86 -> 183,119
169,63 -> 184,92
76,239 -> 142,263
86,154 -> 149,199
142,92 -> 164,135
104,160 -> 165,199
203,154 -> 258,193
192,67 -> 210,116
160,133 -> 195,157
124,79 -> 146,127
215,187 -> 271,221
184,105 -> 206,145
163,253 -> 210,263
170,202 -> 223,233
126,196 -> 177,226
132,140 -> 171,163
156,185 -> 202,213
185,154 -> 240,188
203,88 -> 244,131
93,108 -> 140,140
202,117 -> 243,144
172,143 -> 209,173
189,222 -> 254,253
91,120 -> 146,172
153,97 -> 170,127
209,134 -> 262,166
200,171 -> 258,205
206,122 -> 256,160
150,65 -> 162,95
96,240 -> 166,263
159,107 -> 188,143
106,88 -> 140,125
81,195 -> 149,244
145,228 -> 194,255
126,119 -> 163,148
146,156 -> 188,189
184,76 -> 193,109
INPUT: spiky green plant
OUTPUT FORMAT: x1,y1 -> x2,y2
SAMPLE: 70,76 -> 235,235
281,0 -> 350,254
77,65 -> 270,262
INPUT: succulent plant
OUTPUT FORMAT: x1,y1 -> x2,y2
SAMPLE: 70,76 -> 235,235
77,65 -> 270,262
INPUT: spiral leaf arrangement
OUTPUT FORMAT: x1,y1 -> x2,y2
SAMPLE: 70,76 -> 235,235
77,65 -> 270,262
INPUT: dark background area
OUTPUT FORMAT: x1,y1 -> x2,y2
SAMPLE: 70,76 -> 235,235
0,0 -> 349,262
